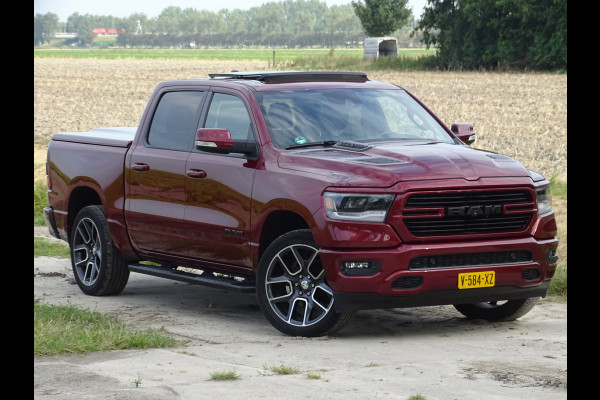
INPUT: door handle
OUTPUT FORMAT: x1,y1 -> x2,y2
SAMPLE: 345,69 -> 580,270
132,163 -> 150,172
186,169 -> 207,178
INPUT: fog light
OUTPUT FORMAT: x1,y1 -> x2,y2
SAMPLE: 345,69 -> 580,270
340,261 -> 381,276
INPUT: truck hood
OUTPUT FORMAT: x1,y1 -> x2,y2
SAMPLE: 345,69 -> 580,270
277,141 -> 531,187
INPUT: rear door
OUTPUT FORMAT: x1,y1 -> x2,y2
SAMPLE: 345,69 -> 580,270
125,88 -> 207,257
183,90 -> 259,270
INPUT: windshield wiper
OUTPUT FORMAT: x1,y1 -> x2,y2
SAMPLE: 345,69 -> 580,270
285,140 -> 339,150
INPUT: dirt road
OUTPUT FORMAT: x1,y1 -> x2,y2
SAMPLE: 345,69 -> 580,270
34,248 -> 566,400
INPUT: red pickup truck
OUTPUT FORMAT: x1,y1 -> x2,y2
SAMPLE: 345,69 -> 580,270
44,71 -> 558,337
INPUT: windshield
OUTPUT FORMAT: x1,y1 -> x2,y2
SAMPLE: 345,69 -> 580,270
256,88 -> 454,149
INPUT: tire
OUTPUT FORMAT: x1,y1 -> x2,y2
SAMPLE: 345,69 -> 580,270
256,229 -> 355,337
453,297 -> 540,322
70,205 -> 130,296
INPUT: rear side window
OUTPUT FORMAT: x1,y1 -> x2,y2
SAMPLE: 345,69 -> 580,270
148,91 -> 204,151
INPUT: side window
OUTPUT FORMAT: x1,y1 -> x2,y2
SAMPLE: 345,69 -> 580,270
148,91 -> 204,151
204,93 -> 254,141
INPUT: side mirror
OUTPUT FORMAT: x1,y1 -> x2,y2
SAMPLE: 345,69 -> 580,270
195,128 -> 257,158
451,123 -> 476,145
195,128 -> 234,153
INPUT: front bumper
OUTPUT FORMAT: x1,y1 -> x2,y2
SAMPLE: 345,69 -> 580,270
320,236 -> 558,313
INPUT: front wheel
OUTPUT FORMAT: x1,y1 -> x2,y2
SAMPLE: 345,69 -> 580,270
70,205 -> 130,296
453,297 -> 540,321
256,230 -> 355,337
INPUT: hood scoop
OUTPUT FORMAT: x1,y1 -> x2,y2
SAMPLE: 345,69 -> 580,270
355,156 -> 405,165
332,141 -> 372,152
485,152 -> 512,160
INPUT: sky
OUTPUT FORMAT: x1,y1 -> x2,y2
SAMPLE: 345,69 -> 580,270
34,0 -> 428,22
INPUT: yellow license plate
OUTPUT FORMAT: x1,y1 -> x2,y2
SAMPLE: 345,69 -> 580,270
458,271 -> 495,289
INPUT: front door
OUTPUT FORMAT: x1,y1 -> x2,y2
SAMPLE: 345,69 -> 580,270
183,91 -> 258,270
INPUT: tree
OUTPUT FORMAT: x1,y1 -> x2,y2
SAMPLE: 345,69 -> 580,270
351,0 -> 412,36
416,0 -> 567,70
220,9 -> 246,33
155,6 -> 184,34
530,0 -> 566,69
66,13 -> 96,46
327,4 -> 363,35
34,13 -> 60,46
121,13 -> 151,34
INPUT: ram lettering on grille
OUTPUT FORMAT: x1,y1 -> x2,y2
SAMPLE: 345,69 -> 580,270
446,204 -> 502,218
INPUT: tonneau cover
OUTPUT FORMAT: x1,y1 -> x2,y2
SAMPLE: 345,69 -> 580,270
50,127 -> 137,148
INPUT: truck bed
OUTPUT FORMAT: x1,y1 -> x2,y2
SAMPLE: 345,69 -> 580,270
46,126 -> 137,248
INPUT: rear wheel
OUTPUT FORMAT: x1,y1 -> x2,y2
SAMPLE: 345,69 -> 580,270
70,205 -> 130,296
453,297 -> 539,321
256,230 -> 355,336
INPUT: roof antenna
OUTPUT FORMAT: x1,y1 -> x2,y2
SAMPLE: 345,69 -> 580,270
231,70 -> 239,72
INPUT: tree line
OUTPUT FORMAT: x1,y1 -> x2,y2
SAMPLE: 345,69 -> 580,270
34,0 -> 566,71
34,0 -> 406,48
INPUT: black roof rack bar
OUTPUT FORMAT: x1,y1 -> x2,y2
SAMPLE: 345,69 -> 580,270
208,71 -> 368,83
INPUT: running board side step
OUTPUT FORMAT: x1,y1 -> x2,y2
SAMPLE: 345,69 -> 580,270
128,263 -> 255,293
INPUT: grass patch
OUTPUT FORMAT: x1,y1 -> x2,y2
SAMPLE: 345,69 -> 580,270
548,261 -> 567,298
307,373 -> 321,379
549,174 -> 567,197
290,51 -> 438,71
131,374 -> 143,388
34,180 -> 48,226
209,370 -> 241,381
33,48 -> 437,70
263,364 -> 300,375
34,48 -> 364,61
34,237 -> 70,258
547,173 -> 566,299
34,300 -> 183,356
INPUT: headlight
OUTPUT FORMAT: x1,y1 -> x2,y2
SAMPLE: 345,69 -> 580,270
536,186 -> 553,215
323,192 -> 394,222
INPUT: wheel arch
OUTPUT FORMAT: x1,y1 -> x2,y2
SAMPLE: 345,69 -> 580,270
67,185 -> 102,240
257,210 -> 310,263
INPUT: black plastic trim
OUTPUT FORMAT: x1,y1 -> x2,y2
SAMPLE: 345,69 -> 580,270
43,206 -> 61,239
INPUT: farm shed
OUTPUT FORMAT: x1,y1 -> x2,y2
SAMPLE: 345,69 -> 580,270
363,37 -> 398,59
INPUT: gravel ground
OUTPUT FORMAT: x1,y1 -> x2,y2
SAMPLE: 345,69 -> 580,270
34,226 -> 567,400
